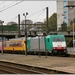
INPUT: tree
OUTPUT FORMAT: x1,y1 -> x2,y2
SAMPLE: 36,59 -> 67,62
41,13 -> 57,32
48,13 -> 57,31
61,21 -> 67,31
70,21 -> 73,25
67,18 -> 75,31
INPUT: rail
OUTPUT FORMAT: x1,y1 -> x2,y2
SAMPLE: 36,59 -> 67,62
0,61 -> 43,74
0,60 -> 69,74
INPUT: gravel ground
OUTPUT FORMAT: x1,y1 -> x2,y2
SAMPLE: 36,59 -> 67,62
0,54 -> 75,68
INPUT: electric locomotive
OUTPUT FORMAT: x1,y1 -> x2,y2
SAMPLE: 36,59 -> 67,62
27,35 -> 67,55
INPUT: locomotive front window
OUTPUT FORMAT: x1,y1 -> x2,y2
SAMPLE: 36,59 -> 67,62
53,38 -> 65,42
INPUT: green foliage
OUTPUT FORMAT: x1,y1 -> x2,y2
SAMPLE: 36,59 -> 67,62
70,21 -> 73,25
61,21 -> 67,31
67,18 -> 75,31
41,13 -> 57,32
31,66 -> 35,70
48,13 -> 57,31
66,37 -> 73,47
67,23 -> 75,31
41,23 -> 47,31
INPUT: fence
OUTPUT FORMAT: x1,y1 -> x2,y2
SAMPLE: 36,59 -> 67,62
67,47 -> 75,52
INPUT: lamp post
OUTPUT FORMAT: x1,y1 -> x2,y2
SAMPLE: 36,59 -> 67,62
23,12 -> 28,56
0,20 -> 4,54
66,5 -> 75,50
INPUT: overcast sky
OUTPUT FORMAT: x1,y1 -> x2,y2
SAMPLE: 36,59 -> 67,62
0,1 -> 57,25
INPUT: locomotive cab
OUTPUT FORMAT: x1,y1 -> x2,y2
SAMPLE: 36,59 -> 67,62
45,35 -> 67,55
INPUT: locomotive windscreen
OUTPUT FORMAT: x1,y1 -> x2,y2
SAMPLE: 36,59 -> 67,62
53,38 -> 65,42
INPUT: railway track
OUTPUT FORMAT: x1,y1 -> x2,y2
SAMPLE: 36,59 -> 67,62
0,61 -> 69,74
0,61 -> 44,74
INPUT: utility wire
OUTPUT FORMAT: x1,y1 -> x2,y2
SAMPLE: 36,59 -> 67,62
0,1 -> 18,10
0,0 -> 24,12
4,16 -> 18,25
8,16 -> 18,22
33,9 -> 45,22
27,8 -> 46,18
0,0 -> 6,5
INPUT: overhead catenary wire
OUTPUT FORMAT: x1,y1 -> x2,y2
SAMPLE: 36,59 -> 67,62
6,15 -> 18,24
0,1 -> 18,11
0,0 -> 24,12
0,0 -> 6,5
33,9 -> 45,22
27,8 -> 46,18
6,8 -> 45,25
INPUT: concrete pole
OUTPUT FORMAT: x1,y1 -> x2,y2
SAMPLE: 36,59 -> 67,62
18,14 -> 20,37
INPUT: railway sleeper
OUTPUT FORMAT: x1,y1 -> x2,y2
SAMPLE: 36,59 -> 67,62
0,64 -> 43,74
